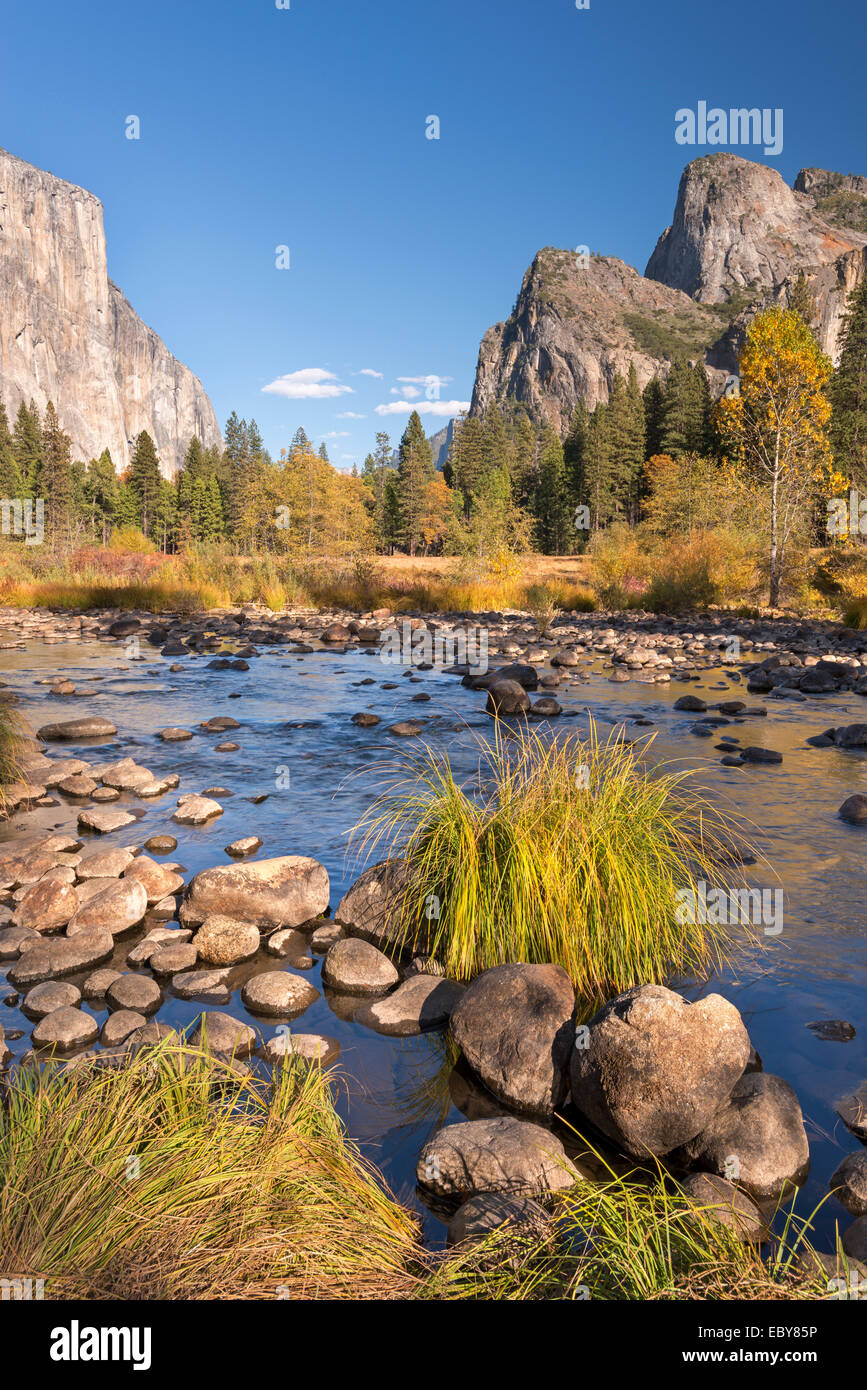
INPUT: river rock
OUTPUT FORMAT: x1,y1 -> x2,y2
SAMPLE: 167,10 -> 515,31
75,843 -> 136,879
831,1151 -> 867,1217
14,877 -> 78,932
446,1193 -> 552,1248
485,679 -> 530,715
106,973 -> 163,1014
159,727 -> 193,742
310,921 -> 344,952
57,773 -> 99,797
240,971 -> 320,1016
843,1216 -> 867,1262
416,1116 -> 577,1198
837,1082 -> 867,1140
82,967 -> 122,998
9,930 -> 114,985
78,807 -> 137,834
679,1171 -> 765,1242
21,979 -> 81,1018
0,924 -> 39,959
171,968 -> 234,1003
123,855 -> 184,905
145,835 -> 178,853
839,795 -> 867,825
183,856 -> 329,929
225,837 -> 262,857
37,717 -> 117,740
570,984 -> 751,1157
66,878 -> 148,936
101,1010 -> 147,1047
261,1032 -> 340,1066
322,937 -> 399,995
674,1072 -> 809,1200
147,943 -> 196,976
172,794 -> 223,825
357,974 -> 464,1036
190,1010 -> 257,1057
450,963 -> 575,1116
32,1006 -> 99,1050
334,859 -> 432,955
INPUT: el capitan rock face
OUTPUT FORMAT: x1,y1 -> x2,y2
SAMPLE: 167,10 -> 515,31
0,146 -> 221,475
471,154 -> 867,431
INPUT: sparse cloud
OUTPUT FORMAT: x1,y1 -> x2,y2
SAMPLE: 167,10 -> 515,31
398,374 -> 452,388
355,368 -> 383,378
337,411 -> 366,419
262,368 -> 353,400
391,385 -> 420,398
321,430 -> 350,439
374,399 -> 469,417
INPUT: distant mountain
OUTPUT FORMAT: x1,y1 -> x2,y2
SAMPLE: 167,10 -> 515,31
0,147 -> 221,475
428,418 -> 457,469
470,154 -> 867,431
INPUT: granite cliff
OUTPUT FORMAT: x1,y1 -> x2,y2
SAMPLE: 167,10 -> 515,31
0,147 -> 221,476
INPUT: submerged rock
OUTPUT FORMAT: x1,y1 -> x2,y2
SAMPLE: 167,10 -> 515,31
357,974 -> 464,1036
674,1072 -> 809,1200
38,717 -> 117,740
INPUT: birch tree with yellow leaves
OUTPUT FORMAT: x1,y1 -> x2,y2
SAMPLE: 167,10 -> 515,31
717,307 -> 837,606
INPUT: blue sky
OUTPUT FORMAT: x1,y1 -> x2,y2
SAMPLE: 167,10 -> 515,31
2,0 -> 865,469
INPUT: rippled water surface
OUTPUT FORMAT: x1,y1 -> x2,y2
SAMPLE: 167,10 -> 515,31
2,630 -> 866,1247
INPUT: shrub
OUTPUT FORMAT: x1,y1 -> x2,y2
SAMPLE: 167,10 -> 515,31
351,721 -> 758,1000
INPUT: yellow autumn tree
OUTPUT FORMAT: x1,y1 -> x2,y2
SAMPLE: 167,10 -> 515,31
717,307 -> 838,606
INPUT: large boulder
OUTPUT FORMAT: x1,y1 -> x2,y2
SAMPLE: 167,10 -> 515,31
13,877 -> 78,933
123,856 -> 184,905
416,1116 -> 577,1199
66,878 -> 148,937
449,964 -> 575,1117
193,915 -> 260,965
182,856 -> 329,929
569,985 -> 751,1157
8,930 -> 114,986
485,680 -> 531,716
334,859 -> 433,956
673,1072 -> 809,1200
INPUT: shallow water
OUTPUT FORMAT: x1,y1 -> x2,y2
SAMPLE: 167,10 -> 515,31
1,630 -> 865,1248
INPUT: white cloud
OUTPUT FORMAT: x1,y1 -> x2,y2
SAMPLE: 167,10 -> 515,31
337,411 -> 366,419
355,368 -> 383,378
262,368 -> 353,400
321,430 -> 350,439
374,399 -> 469,418
391,385 -> 420,398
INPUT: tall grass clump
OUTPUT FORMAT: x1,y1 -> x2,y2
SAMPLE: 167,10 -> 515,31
0,1041 -> 423,1300
0,697 -> 27,811
352,721 -> 758,999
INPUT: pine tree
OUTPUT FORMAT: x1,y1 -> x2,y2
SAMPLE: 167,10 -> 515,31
563,400 -> 589,508
12,400 -> 43,496
449,414 -> 487,519
84,450 -> 119,544
318,442 -> 329,463
396,410 -> 435,554
535,429 -> 570,553
127,431 -> 163,537
584,403 -> 616,528
830,277 -> 867,491
41,402 -> 74,544
0,401 -> 24,500
660,358 -> 709,456
642,377 -> 666,459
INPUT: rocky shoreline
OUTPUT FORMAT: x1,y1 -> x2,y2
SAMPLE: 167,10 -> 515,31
1,601 -> 867,1282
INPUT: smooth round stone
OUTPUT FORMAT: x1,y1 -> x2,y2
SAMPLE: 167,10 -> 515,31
149,943 -> 198,976
843,1216 -> 867,1262
100,1009 -> 147,1047
91,787 -> 120,803
322,938 -> 399,995
37,717 -> 117,740
123,856 -> 184,905
32,1006 -> 99,1051
171,968 -> 233,1003
193,915 -> 260,965
261,1032 -> 340,1066
679,1171 -> 765,1242
240,971 -> 320,1017
172,795 -> 223,826
145,835 -> 178,854
190,1010 -> 257,1057
82,967 -> 123,1000
67,878 -> 148,937
159,728 -> 193,741
839,795 -> 867,825
106,973 -> 163,1015
57,773 -> 98,797
215,741 -> 239,752
22,979 -> 81,1019
13,877 -> 78,933
75,844 -> 136,879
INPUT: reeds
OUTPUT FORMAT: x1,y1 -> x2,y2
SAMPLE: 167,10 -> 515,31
351,721 -> 759,999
